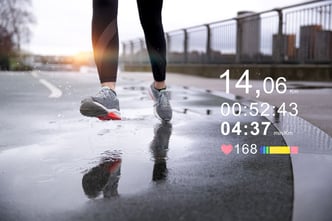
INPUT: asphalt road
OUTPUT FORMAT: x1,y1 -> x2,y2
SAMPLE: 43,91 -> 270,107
0,71 -> 331,221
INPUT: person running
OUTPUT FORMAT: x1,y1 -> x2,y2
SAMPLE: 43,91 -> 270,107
80,0 -> 172,121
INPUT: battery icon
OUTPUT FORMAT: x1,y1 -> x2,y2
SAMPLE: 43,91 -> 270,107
260,146 -> 299,155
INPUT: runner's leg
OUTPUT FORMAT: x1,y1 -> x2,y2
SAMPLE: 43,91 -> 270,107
137,0 -> 167,89
92,0 -> 119,90
79,0 -> 121,121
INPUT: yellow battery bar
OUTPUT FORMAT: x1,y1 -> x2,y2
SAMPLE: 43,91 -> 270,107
269,146 -> 291,154
260,146 -> 299,154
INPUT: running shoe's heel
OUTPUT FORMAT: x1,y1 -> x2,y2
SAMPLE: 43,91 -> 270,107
80,87 -> 121,121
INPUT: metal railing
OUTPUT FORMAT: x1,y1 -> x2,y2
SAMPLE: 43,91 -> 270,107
121,0 -> 332,65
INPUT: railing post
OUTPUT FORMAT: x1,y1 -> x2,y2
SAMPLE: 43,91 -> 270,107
121,42 -> 126,66
122,42 -> 126,60
166,33 -> 171,63
140,38 -> 145,64
205,24 -> 211,64
130,41 -> 134,64
183,29 -> 188,63
235,17 -> 242,63
276,8 -> 284,63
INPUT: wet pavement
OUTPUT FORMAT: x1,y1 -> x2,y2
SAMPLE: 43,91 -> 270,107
0,71 -> 331,221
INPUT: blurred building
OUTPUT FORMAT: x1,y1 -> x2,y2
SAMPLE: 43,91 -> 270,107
272,34 -> 296,62
299,25 -> 322,63
236,11 -> 261,62
314,30 -> 332,63
299,25 -> 332,63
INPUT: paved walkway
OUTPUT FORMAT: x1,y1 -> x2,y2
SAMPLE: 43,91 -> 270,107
0,71 -> 331,221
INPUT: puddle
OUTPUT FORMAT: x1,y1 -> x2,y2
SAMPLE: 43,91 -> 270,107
0,118 -> 192,216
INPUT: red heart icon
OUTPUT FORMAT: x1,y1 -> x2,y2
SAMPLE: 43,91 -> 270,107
221,144 -> 233,155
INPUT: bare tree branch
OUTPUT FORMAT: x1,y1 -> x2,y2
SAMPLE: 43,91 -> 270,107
0,0 -> 35,52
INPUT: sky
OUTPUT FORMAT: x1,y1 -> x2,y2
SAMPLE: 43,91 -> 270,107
24,0 -> 307,55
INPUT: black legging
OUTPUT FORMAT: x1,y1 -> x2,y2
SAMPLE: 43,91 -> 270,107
92,0 -> 167,83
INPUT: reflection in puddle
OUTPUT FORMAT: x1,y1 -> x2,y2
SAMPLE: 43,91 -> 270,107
82,151 -> 122,199
82,122 -> 173,199
150,122 -> 172,182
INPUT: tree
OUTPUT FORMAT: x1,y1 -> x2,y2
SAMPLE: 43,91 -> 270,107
0,0 -> 35,50
0,0 -> 34,69
0,26 -> 13,70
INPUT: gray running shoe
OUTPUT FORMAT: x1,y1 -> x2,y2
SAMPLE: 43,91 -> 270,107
80,87 -> 121,120
148,83 -> 172,122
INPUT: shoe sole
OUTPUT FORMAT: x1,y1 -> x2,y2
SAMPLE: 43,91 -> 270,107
80,101 -> 121,121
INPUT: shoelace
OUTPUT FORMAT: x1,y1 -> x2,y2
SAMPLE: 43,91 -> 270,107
158,91 -> 170,107
97,87 -> 114,99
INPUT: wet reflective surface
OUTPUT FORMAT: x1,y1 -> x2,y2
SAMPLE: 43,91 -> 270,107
0,71 -> 330,221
